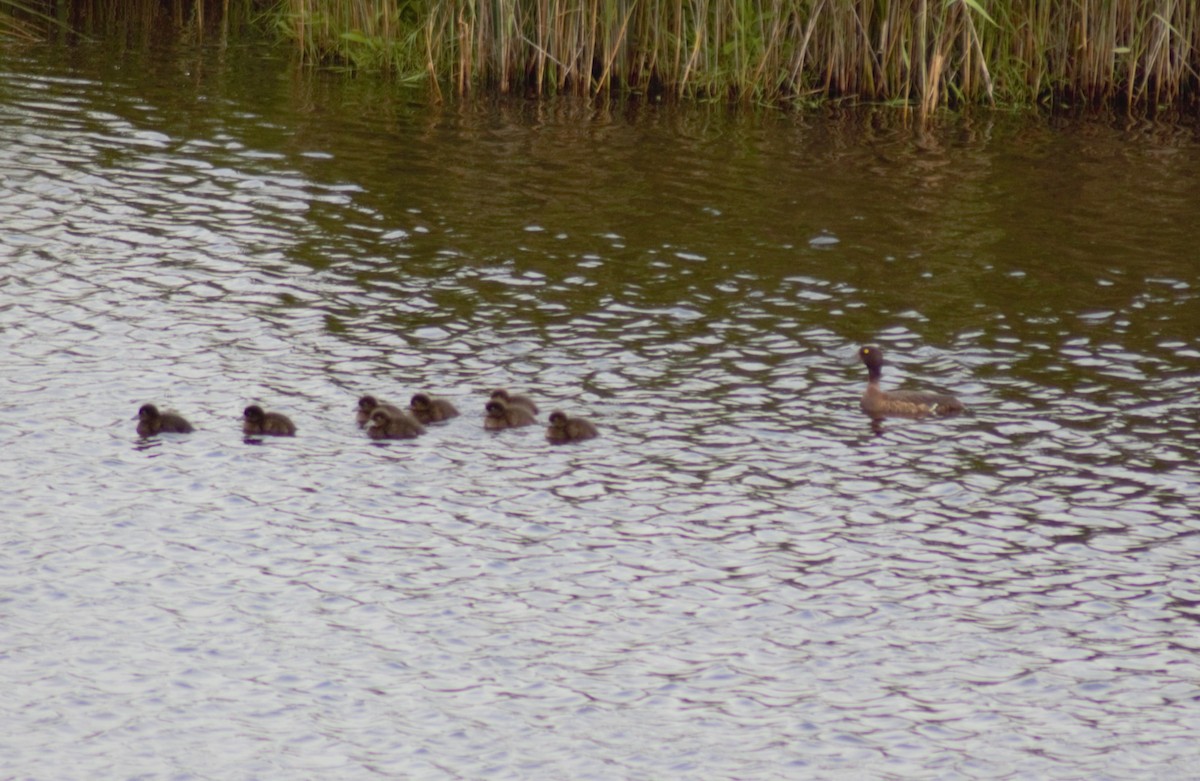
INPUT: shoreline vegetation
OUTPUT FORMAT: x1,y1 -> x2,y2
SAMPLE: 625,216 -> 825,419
6,0 -> 1200,115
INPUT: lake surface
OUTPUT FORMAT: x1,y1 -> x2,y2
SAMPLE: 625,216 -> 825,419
2,38 -> 1199,780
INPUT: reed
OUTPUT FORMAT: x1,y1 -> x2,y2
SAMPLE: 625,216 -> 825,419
2,0 -> 72,40
9,1 -> 1199,112
1,0 -> 261,43
277,0 -> 1200,112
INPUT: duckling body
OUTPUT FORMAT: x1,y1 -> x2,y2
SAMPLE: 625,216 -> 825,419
546,410 -> 599,444
490,389 -> 538,416
243,405 -> 297,437
356,395 -> 404,428
135,404 -> 194,437
484,398 -> 537,430
410,392 -> 459,424
367,407 -> 426,440
859,344 -> 964,421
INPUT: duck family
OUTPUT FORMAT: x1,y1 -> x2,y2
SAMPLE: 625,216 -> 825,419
135,345 -> 966,442
136,388 -> 601,445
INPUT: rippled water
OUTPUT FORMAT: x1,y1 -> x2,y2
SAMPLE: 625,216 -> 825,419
3,41 -> 1200,779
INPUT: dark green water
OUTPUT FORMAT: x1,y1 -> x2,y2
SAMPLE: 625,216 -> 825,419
2,39 -> 1199,780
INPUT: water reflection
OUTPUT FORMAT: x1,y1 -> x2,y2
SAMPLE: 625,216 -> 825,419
2,42 -> 1200,780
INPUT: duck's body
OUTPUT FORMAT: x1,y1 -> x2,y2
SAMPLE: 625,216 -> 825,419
859,344 -> 964,421
243,405 -> 297,437
356,395 -> 404,428
490,389 -> 538,416
367,407 -> 426,440
410,393 -> 459,424
135,404 -> 194,437
484,398 -> 537,430
546,410 -> 599,444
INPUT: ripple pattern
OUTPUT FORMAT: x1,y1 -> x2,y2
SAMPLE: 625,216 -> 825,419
2,46 -> 1200,780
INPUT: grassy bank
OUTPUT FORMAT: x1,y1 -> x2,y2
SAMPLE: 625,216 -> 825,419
7,1 -> 1199,113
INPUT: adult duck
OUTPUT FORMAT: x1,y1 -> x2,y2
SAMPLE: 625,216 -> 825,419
859,344 -> 964,421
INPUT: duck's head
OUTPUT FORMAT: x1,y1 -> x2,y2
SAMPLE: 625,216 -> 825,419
370,408 -> 391,427
860,344 -> 884,371
243,405 -> 266,424
358,395 -> 379,413
485,399 -> 506,417
548,410 -> 567,427
411,393 -> 431,409
136,403 -> 159,421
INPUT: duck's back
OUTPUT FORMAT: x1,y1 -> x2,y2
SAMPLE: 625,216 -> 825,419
506,404 -> 538,427
862,384 -> 963,420
143,411 -> 194,436
369,411 -> 425,439
548,416 -> 599,443
262,412 -> 297,436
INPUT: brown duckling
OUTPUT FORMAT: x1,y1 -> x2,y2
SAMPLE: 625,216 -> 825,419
367,407 -> 426,440
134,403 -> 194,437
546,410 -> 599,444
409,392 -> 459,424
484,398 -> 537,430
859,344 -> 965,422
356,394 -> 404,428
242,405 -> 297,437
489,388 -> 538,416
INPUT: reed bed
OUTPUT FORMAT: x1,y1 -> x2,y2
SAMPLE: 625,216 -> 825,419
7,1 -> 1199,112
271,0 -> 1200,112
2,0 -> 260,43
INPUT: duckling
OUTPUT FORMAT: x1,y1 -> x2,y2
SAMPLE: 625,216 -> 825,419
484,398 -> 537,430
546,410 -> 599,444
489,388 -> 538,416
367,407 -> 426,440
242,405 -> 297,437
859,344 -> 965,421
356,395 -> 404,428
409,392 -> 459,424
134,403 -> 194,437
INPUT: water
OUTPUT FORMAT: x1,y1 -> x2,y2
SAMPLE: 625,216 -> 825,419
2,40 -> 1200,780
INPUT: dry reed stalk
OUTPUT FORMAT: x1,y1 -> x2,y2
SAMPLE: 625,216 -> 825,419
594,2 -> 634,96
